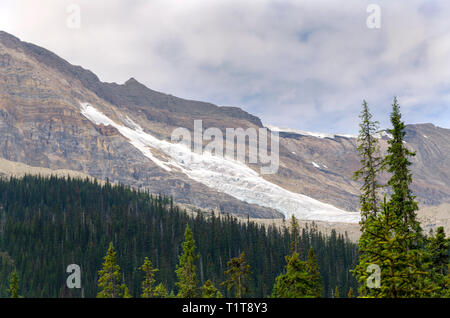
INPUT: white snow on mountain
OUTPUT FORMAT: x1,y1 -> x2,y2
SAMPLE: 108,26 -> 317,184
312,162 -> 320,168
265,124 -> 357,139
81,103 -> 361,223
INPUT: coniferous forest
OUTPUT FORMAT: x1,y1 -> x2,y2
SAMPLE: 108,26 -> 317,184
0,175 -> 358,298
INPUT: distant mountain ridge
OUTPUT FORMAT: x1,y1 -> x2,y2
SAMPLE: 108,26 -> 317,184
0,31 -> 448,225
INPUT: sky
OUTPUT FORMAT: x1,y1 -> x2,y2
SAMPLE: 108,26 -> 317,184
1,0 -> 449,134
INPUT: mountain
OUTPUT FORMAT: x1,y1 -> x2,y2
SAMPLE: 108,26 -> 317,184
0,31 -> 449,228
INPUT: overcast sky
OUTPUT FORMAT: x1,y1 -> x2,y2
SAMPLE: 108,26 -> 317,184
1,0 -> 449,134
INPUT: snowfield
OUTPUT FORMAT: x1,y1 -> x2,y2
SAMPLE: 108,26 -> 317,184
81,103 -> 361,223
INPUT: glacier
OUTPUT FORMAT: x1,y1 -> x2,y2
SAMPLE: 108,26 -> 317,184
81,103 -> 361,223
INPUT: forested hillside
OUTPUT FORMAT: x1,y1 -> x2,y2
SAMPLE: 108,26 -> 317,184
0,175 -> 358,297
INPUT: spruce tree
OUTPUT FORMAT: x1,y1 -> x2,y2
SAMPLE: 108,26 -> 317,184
97,242 -> 128,298
175,225 -> 200,298
290,215 -> 300,254
353,100 -> 384,222
272,252 -> 312,298
201,280 -> 223,298
352,100 -> 385,296
306,246 -> 322,297
424,227 -> 449,296
221,252 -> 251,298
353,98 -> 429,297
153,283 -> 168,298
8,270 -> 20,298
384,97 -> 422,239
141,257 -> 159,298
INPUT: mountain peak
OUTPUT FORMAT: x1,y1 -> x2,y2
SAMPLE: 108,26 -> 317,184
124,77 -> 140,86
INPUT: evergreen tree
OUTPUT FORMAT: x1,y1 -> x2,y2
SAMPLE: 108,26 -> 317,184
97,242 -> 128,298
201,280 -> 223,298
353,100 -> 384,222
306,246 -> 322,297
140,257 -> 159,298
385,97 -> 422,239
175,225 -> 200,298
153,283 -> 168,298
272,252 -> 312,298
8,270 -> 20,298
353,98 -> 429,297
221,252 -> 251,298
424,227 -> 449,297
290,216 -> 300,254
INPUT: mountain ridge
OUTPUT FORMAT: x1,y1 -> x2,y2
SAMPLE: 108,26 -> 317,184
0,30 -> 448,225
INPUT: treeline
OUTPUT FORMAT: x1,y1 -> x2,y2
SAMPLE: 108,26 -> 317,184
0,175 -> 358,298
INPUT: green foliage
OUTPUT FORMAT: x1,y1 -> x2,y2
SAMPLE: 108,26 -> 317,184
97,242 -> 129,298
175,225 -> 200,298
8,270 -> 20,298
140,257 -> 159,298
272,252 -> 312,298
0,175 -> 358,297
221,252 -> 251,298
306,247 -> 322,297
153,283 -> 168,298
424,227 -> 449,297
352,98 -> 449,298
201,280 -> 222,298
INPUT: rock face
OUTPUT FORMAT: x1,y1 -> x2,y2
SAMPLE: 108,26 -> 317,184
0,30 -> 449,220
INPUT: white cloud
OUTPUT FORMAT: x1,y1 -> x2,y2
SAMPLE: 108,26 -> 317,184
1,0 -> 449,133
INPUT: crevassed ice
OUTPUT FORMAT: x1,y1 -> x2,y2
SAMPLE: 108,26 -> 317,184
81,103 -> 361,223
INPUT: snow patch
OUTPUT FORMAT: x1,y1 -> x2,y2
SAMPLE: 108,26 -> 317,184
80,103 -> 360,223
265,124 -> 357,139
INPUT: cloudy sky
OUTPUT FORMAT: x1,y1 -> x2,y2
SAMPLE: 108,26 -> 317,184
1,0 -> 449,134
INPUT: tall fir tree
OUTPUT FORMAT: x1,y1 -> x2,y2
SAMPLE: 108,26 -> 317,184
140,257 -> 159,298
175,225 -> 200,298
221,252 -> 251,298
201,280 -> 223,298
353,98 -> 430,297
424,227 -> 449,297
352,101 -> 385,296
153,283 -> 168,298
353,100 -> 384,222
97,242 -> 129,298
306,246 -> 323,297
384,97 -> 422,239
272,252 -> 313,298
8,270 -> 20,298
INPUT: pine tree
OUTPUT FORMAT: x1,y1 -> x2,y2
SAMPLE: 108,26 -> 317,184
353,98 -> 429,297
424,227 -> 449,297
385,97 -> 422,239
97,242 -> 128,298
221,252 -> 251,298
175,225 -> 200,298
306,246 -> 322,297
201,280 -> 223,298
272,252 -> 312,298
352,101 -> 385,296
353,100 -> 384,222
290,215 -> 300,254
153,283 -> 168,298
8,270 -> 20,298
140,257 -> 159,298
